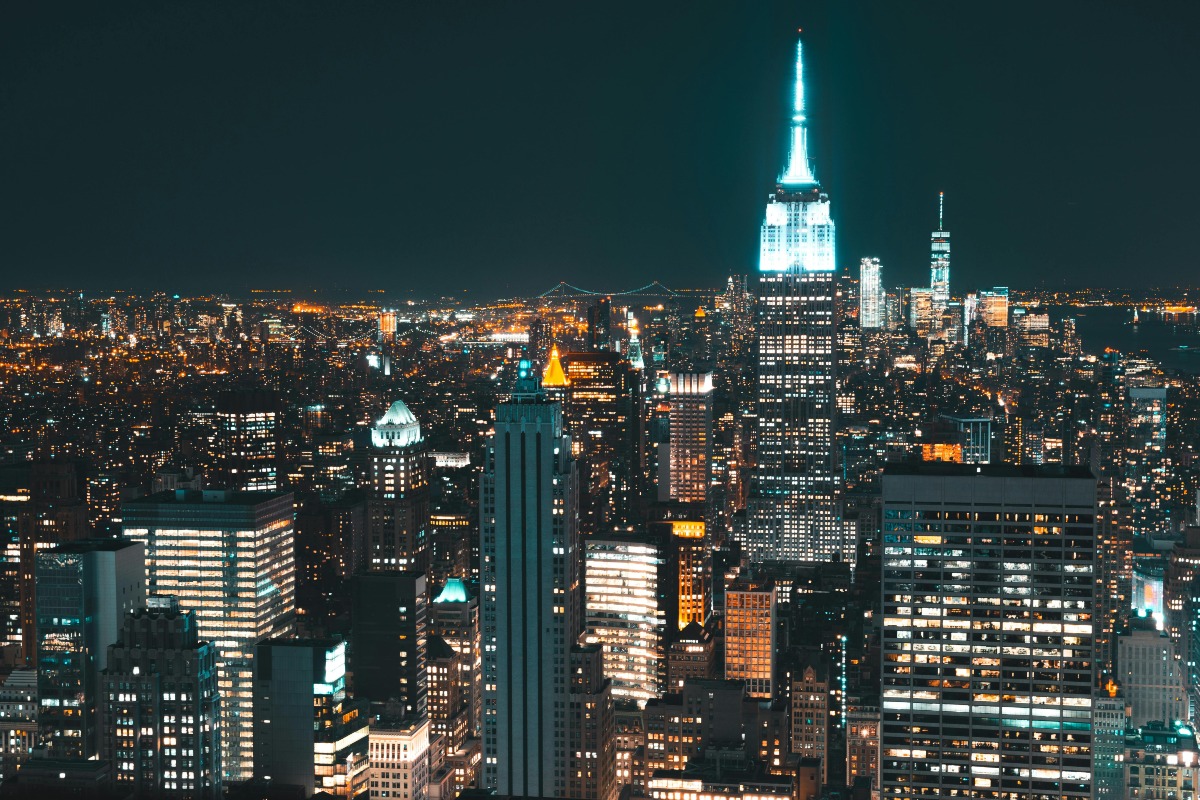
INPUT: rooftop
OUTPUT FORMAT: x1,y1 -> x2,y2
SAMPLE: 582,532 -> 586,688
884,462 -> 1095,480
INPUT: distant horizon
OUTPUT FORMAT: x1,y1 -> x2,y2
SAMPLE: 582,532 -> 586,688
7,4 -> 1200,293
5,281 -> 1200,304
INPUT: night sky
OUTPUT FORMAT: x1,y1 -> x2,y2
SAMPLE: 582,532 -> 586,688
5,2 -> 1200,297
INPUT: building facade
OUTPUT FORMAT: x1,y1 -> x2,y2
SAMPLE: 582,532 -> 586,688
480,363 -> 581,796
253,639 -> 369,796
123,489 -> 295,781
100,596 -> 221,798
35,539 -> 145,759
351,571 -> 428,717
724,581 -> 776,699
881,464 -> 1097,800
748,38 -> 847,566
859,257 -> 884,330
366,399 -> 431,574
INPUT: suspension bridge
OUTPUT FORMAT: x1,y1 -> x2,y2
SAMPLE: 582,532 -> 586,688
532,280 -> 682,300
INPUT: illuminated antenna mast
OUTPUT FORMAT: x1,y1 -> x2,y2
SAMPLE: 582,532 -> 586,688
938,192 -> 945,231
779,35 -> 817,187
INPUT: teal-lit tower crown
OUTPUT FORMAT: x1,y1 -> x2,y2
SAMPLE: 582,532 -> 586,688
759,38 -> 836,273
748,35 -> 850,567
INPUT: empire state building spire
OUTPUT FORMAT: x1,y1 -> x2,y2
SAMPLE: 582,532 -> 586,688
779,37 -> 817,187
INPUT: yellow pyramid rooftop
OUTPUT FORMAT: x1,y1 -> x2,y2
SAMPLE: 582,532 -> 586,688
542,345 -> 568,387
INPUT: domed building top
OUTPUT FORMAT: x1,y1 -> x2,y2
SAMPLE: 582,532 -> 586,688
371,399 -> 422,449
434,577 -> 471,604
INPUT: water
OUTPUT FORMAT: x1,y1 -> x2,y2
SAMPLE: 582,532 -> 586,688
1051,305 -> 1200,375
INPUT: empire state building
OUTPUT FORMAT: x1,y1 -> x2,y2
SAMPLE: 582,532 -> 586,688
747,38 -> 852,566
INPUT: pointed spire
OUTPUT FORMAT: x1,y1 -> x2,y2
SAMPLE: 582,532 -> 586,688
542,345 -> 568,387
779,37 -> 817,187
938,192 -> 945,231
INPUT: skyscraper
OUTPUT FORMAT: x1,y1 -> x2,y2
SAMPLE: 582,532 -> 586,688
749,38 -> 849,565
253,639 -> 370,796
123,489 -> 295,781
880,463 -> 1096,800
929,192 -> 950,317
481,360 -> 581,796
213,390 -> 280,492
431,578 -> 482,738
561,351 -> 640,530
858,257 -> 885,330
100,596 -> 221,799
366,399 -> 431,573
724,578 -> 776,699
35,539 -> 145,758
661,372 -> 713,505
584,531 -> 671,706
350,571 -> 428,717
978,287 -> 1010,328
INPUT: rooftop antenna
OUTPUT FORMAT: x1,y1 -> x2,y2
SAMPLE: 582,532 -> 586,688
938,192 -> 945,231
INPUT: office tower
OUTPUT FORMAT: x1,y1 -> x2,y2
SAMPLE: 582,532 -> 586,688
253,639 -> 369,797
213,389 -> 280,491
366,399 -> 431,573
428,511 -> 472,590
123,489 -> 296,781
35,539 -> 145,759
1096,491 -> 1133,680
666,622 -> 717,691
724,580 -> 776,699
908,288 -> 937,338
367,712 -> 430,800
844,702 -> 880,787
978,287 -> 1010,328
858,258 -> 884,330
1166,528 -> 1200,659
0,669 -> 37,783
939,414 -> 992,464
588,297 -> 613,351
428,634 -> 468,748
1012,307 -> 1052,349
86,470 -> 130,537
1128,386 -> 1168,453
431,577 -> 482,737
881,463 -> 1096,800
643,678 -> 747,775
790,661 -> 828,784
480,361 -> 581,796
0,478 -> 24,655
561,351 -> 640,529
99,596 -> 221,799
656,519 -> 709,629
1119,616 -> 1188,728
296,493 -> 366,592
660,372 -> 713,505
351,571 -> 427,717
749,38 -> 847,566
930,192 -> 950,317
584,532 -> 671,706
1091,694 -> 1126,800
14,461 -> 89,663
1122,722 -> 1199,798
379,310 -> 397,340
567,645 -> 618,800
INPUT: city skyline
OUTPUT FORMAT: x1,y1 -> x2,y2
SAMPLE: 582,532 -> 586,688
4,10 -> 1200,800
6,3 -> 1200,295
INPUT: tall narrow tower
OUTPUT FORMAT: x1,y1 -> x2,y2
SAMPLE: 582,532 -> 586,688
930,192 -> 950,316
748,38 -> 849,565
481,360 -> 581,796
